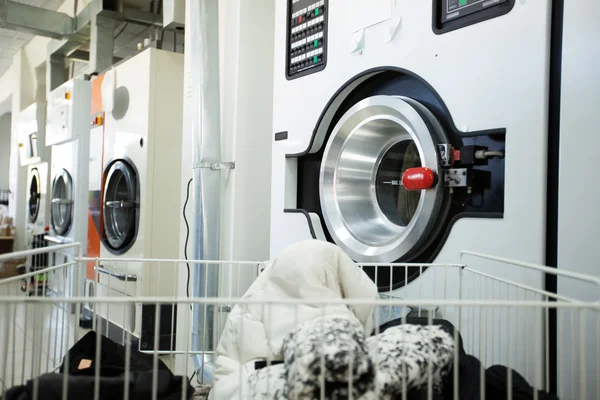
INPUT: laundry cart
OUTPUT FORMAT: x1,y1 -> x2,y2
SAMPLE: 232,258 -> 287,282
0,243 -> 598,400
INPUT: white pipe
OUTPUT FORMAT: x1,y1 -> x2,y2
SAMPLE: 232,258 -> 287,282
186,0 -> 222,383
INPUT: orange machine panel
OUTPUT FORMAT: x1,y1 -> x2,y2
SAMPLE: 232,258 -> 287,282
87,74 -> 106,279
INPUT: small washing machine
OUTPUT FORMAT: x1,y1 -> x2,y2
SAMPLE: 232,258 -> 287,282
270,0 -> 554,381
88,48 -> 184,350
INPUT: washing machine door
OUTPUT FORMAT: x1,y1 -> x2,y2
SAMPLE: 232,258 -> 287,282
50,169 -> 74,236
28,168 -> 41,223
102,160 -> 139,254
320,96 -> 447,264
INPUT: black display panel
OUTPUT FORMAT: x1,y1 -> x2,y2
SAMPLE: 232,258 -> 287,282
433,0 -> 515,34
286,0 -> 328,80
443,0 -> 509,22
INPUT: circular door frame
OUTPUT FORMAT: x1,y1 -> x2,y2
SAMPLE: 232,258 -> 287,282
319,95 -> 447,263
102,159 -> 140,255
50,168 -> 74,236
28,168 -> 41,223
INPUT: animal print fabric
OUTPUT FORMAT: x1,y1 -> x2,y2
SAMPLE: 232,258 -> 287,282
283,316 -> 376,399
246,319 -> 454,399
366,324 -> 454,398
247,363 -> 287,399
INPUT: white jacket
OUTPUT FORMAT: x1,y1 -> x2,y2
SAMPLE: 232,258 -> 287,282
209,240 -> 379,399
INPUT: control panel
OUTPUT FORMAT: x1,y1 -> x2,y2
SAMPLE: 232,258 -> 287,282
287,0 -> 328,80
434,0 -> 514,34
46,78 -> 92,146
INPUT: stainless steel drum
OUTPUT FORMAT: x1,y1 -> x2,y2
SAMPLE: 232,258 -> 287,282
319,95 -> 448,263
50,169 -> 74,236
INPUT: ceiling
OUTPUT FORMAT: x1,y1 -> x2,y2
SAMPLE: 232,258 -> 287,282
0,0 -> 65,78
0,0 -> 184,116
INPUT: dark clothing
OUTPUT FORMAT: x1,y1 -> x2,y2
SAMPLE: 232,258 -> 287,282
4,331 -> 192,400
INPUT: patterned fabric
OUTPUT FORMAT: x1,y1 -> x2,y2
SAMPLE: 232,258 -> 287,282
192,384 -> 212,399
247,363 -> 287,399
283,316 -> 376,399
246,320 -> 454,399
366,324 -> 454,398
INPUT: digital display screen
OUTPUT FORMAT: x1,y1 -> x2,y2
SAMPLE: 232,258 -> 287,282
442,0 -> 509,23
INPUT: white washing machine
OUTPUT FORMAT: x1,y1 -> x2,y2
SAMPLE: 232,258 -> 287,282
46,78 -> 92,246
44,78 -> 91,300
19,103 -> 51,247
25,162 -> 51,238
270,0 -> 554,382
90,48 -> 184,350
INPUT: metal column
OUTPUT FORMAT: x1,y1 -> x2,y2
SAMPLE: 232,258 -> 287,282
186,0 -> 222,383
89,14 -> 115,75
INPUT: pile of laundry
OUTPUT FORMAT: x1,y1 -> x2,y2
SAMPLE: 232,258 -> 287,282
209,240 -> 558,400
248,317 -> 454,399
3,331 -> 193,400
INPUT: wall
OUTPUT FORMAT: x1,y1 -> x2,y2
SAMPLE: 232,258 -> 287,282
218,0 -> 275,264
0,113 -> 11,190
557,0 -> 599,397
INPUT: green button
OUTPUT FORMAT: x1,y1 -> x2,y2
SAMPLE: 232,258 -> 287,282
313,55 -> 318,63
314,40 -> 318,48
459,0 -> 467,5
315,7 -> 320,16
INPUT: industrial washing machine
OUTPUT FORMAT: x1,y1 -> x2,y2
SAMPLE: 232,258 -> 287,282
25,163 -> 50,239
18,103 -> 51,246
46,78 -> 92,246
86,48 -> 184,350
43,78 -> 91,300
270,0 -> 553,380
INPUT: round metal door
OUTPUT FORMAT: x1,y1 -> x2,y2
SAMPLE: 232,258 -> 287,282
319,95 -> 448,264
28,168 -> 41,223
102,160 -> 139,254
50,169 -> 74,236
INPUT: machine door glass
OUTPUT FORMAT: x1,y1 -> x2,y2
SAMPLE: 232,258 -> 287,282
375,140 -> 423,227
320,96 -> 447,266
28,168 -> 41,223
103,160 -> 139,253
50,169 -> 73,236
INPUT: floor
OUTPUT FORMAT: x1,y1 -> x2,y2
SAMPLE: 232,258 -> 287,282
0,281 -> 88,390
0,279 -> 210,398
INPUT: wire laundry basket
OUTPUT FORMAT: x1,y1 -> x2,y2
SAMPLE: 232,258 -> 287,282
0,243 -> 598,399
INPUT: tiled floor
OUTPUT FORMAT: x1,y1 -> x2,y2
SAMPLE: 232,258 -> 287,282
0,281 -> 89,390
0,281 -> 209,397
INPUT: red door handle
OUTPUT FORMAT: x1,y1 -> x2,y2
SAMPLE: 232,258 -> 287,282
402,167 -> 436,190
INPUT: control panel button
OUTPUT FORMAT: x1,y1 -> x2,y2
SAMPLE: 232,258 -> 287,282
287,0 -> 327,79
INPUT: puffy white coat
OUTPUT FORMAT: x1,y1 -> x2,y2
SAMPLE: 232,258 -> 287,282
208,240 -> 379,399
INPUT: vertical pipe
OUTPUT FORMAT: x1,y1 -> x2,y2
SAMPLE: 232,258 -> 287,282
186,0 -> 221,382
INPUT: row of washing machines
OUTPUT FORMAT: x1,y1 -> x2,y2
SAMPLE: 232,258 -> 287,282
14,0 -> 578,385
17,48 -> 185,344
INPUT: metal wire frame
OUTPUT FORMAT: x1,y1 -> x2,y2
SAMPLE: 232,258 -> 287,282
0,243 -> 598,400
